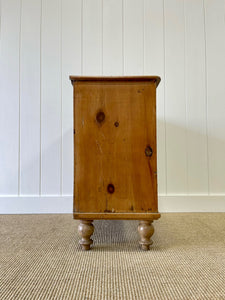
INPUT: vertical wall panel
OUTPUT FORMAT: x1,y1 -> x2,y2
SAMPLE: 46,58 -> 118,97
20,0 -> 41,195
144,0 -> 166,195
164,0 -> 187,194
41,0 -> 61,194
123,0 -> 143,75
103,0 -> 123,75
204,0 -> 225,193
61,0 -> 82,195
83,0 -> 102,75
0,0 -> 21,195
184,0 -> 208,194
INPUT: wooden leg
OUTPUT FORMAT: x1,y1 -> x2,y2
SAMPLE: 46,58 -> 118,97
138,220 -> 154,251
78,220 -> 94,251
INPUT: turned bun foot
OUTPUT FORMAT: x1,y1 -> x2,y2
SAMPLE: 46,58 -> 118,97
138,220 -> 154,251
78,220 -> 94,250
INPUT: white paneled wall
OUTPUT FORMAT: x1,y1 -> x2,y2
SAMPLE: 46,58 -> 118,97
0,0 -> 225,213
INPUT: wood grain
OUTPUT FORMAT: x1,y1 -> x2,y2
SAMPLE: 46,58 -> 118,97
72,77 -> 160,218
78,220 -> 94,250
73,213 -> 160,220
138,220 -> 154,250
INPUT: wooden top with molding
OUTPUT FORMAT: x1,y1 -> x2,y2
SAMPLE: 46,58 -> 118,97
70,75 -> 161,87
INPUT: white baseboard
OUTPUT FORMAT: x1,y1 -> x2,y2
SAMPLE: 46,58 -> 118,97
0,196 -> 73,214
0,195 -> 224,214
158,195 -> 225,212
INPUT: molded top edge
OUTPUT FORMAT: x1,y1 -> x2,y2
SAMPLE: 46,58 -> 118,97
69,76 -> 161,87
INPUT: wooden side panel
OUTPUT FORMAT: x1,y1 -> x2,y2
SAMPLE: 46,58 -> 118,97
74,81 -> 157,213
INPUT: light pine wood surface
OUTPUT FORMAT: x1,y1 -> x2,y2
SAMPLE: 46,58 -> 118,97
71,76 -> 160,250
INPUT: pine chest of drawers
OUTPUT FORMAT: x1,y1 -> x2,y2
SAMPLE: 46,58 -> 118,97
70,76 -> 161,250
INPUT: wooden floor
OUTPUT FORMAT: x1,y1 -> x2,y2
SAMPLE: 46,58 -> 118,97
0,213 -> 225,299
